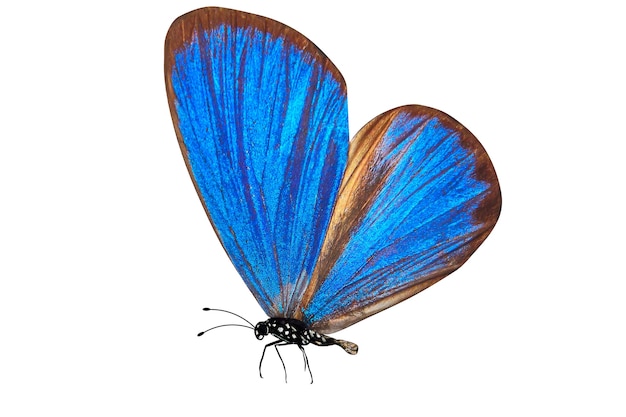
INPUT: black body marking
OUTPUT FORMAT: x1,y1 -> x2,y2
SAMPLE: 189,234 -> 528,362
254,317 -> 358,383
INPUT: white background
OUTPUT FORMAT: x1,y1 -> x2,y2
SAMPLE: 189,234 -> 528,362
1,0 -> 624,415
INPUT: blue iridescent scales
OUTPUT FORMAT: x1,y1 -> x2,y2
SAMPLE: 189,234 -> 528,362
165,8 -> 501,336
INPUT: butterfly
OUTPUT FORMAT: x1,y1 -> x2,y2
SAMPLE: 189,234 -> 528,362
164,7 -> 501,383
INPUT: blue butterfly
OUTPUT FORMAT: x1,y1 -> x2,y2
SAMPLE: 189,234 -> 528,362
164,7 -> 501,382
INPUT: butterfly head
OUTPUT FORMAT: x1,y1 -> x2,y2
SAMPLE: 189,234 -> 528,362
254,321 -> 269,340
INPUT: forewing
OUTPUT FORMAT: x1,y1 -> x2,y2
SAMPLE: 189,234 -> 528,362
164,8 -> 348,317
299,106 -> 501,333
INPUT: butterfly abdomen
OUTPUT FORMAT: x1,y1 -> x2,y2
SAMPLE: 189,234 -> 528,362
335,339 -> 358,355
258,318 -> 358,354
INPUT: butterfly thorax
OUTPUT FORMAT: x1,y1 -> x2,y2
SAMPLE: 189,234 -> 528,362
254,318 -> 358,354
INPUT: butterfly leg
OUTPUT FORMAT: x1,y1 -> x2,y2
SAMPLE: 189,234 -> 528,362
273,342 -> 289,383
298,345 -> 313,384
259,340 -> 289,382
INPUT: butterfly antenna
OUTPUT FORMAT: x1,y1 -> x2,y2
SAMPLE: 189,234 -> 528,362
197,323 -> 253,337
202,307 -> 254,327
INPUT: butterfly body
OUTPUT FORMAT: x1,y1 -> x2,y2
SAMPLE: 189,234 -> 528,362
255,317 -> 358,353
254,317 -> 357,383
165,7 -> 501,381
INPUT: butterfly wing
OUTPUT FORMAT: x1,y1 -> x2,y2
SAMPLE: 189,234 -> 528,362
297,106 -> 501,333
164,8 -> 349,318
